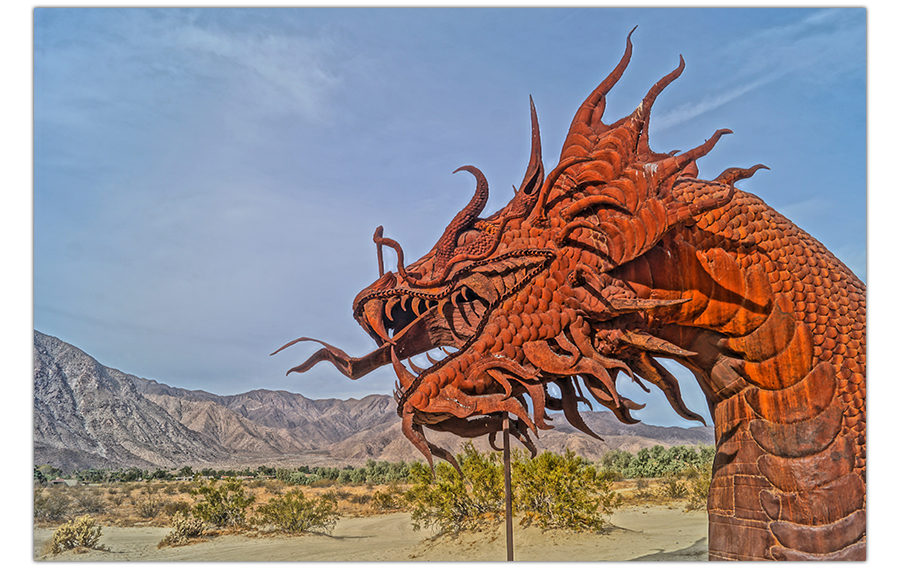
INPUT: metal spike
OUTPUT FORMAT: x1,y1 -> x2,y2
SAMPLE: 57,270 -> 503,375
408,357 -> 424,374
384,296 -> 401,322
620,330 -> 698,357
607,296 -> 691,313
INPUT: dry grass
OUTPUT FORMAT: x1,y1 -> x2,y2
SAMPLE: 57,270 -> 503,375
34,479 -> 411,530
610,478 -> 693,507
36,475 -> 696,535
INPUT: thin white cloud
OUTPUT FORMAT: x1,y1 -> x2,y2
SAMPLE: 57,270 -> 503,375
166,21 -> 344,121
652,75 -> 773,131
35,10 -> 353,128
653,8 -> 864,131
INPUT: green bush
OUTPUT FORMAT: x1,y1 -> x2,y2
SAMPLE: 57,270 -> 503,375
191,478 -> 255,527
405,443 -> 505,534
404,444 -> 621,535
49,515 -> 105,553
254,489 -> 340,534
158,512 -> 206,547
514,449 -> 621,531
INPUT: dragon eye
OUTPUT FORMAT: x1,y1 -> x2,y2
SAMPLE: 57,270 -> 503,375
457,229 -> 480,247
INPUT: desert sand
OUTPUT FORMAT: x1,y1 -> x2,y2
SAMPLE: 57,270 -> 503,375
34,504 -> 707,562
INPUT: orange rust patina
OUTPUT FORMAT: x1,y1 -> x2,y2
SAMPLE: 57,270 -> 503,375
275,31 -> 865,561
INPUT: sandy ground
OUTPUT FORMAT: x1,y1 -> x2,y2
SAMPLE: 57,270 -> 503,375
34,504 -> 708,562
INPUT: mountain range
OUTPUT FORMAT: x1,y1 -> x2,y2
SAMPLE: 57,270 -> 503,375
33,330 -> 714,471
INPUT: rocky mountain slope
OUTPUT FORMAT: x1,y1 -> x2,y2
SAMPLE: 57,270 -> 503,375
33,331 -> 229,471
33,331 -> 714,470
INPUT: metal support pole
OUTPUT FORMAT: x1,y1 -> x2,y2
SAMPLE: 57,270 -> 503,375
503,412 -> 513,561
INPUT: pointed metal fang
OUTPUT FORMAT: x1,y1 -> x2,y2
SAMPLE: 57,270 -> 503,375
408,357 -> 424,374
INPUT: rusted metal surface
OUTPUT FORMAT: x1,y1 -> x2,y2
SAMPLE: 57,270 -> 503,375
275,30 -> 865,560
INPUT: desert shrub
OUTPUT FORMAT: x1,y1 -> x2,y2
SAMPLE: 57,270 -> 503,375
163,500 -> 192,518
685,463 -> 712,511
254,489 -> 340,534
322,489 -> 350,501
72,490 -> 107,514
405,443 -> 505,535
513,449 -> 622,532
657,472 -> 688,500
136,496 -> 166,519
34,488 -> 72,520
191,478 -> 255,527
49,515 -> 105,554
349,494 -> 371,505
158,512 -> 206,547
406,444 -> 621,535
370,484 -> 406,512
632,477 -> 653,500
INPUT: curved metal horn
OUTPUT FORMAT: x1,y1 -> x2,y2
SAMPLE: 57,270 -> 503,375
562,25 -> 636,155
519,96 -> 545,196
634,55 -> 686,156
431,165 -> 489,262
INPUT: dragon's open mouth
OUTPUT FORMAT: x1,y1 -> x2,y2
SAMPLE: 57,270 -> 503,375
272,252 -> 552,408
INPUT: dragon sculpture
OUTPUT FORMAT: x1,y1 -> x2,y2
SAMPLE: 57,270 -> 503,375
274,31 -> 865,561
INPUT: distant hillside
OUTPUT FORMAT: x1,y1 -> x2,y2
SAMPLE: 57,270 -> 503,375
33,330 -> 713,470
33,331 -> 229,471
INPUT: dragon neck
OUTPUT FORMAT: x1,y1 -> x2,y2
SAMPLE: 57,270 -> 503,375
611,187 -> 866,560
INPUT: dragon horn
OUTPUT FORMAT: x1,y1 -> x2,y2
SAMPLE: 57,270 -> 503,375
450,165 -> 489,224
653,129 -> 733,183
564,25 -> 636,146
715,163 -> 770,186
634,55 -> 686,157
422,165 -> 489,275
518,95 -> 545,196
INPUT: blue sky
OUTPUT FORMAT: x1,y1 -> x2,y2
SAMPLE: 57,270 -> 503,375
29,6 -> 868,429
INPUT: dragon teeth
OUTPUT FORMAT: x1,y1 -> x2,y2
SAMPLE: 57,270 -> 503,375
384,296 -> 401,322
407,357 -> 425,374
364,299 -> 391,344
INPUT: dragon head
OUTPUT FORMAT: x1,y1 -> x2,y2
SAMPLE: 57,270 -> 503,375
274,30 -> 767,470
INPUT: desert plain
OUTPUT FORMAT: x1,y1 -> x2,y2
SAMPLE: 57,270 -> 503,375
35,503 -> 707,562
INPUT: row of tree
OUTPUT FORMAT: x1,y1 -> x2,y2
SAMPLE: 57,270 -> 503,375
275,460 -> 412,486
600,444 -> 715,479
36,444 -> 715,485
